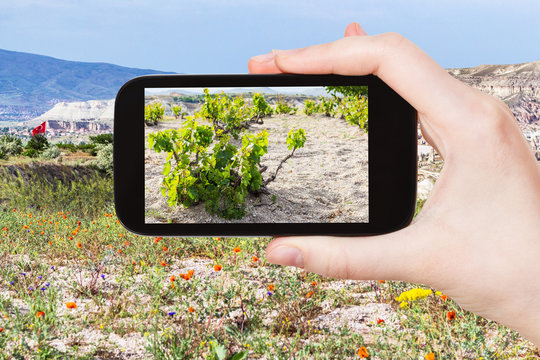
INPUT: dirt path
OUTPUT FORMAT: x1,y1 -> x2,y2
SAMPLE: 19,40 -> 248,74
144,113 -> 368,223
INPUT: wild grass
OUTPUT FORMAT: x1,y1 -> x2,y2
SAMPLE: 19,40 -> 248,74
0,164 -> 537,359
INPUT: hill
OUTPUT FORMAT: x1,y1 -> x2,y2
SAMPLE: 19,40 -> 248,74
0,48 -> 173,122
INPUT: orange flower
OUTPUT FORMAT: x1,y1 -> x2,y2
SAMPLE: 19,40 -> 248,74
268,284 -> 274,291
214,264 -> 222,271
378,280 -> 385,283
0,327 -> 3,332
188,306 -> 194,313
118,249 -> 122,254
441,295 -> 448,301
154,237 -> 162,243
106,225 -> 109,228
161,262 -> 167,267
131,261 -> 136,265
187,270 -> 194,277
425,353 -> 435,360
311,281 -> 317,286
447,311 -> 456,321
66,302 -> 77,309
306,290 -> 314,298
48,241 -> 52,246
77,242 -> 82,248
36,311 -> 45,318
357,346 -> 369,358
41,231 -> 45,235
118,233 -> 123,237
72,230 -> 78,235
69,236 -> 73,240
181,273 -> 190,281
123,241 -> 130,246
233,247 -> 241,253
163,246 -> 168,252
2,227 -> 7,231
252,256 -> 258,262
376,318 -> 385,325
170,275 -> 176,282
63,215 -> 67,219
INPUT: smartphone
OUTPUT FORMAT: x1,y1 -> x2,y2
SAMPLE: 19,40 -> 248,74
114,74 -> 417,236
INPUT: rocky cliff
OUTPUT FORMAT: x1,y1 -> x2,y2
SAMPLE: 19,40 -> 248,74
24,99 -> 114,131
447,61 -> 540,124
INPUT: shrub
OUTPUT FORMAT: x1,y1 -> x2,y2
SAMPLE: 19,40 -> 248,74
145,102 -> 165,126
274,99 -> 296,115
40,146 -> 61,160
251,93 -> 272,123
317,96 -> 337,117
94,143 -> 113,176
0,135 -> 23,159
171,104 -> 183,119
22,148 -> 39,158
25,133 -> 49,153
325,85 -> 368,98
89,133 -> 113,145
303,99 -> 317,116
335,96 -> 368,132
194,89 -> 251,139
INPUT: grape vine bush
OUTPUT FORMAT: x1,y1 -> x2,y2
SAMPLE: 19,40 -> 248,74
145,102 -> 165,126
149,91 -> 307,220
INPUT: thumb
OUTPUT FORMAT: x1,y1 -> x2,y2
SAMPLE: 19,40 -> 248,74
266,225 -> 429,283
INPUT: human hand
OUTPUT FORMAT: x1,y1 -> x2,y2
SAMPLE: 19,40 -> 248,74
248,23 -> 540,346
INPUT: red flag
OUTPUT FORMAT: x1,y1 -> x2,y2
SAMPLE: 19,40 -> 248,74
32,122 -> 46,136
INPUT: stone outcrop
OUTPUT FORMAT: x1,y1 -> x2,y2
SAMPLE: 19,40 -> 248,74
24,99 -> 114,131
447,61 -> 540,124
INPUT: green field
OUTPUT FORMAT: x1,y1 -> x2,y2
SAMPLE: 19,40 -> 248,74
0,161 -> 537,359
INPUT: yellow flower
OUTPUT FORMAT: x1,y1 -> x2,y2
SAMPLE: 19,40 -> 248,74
435,291 -> 442,296
395,288 -> 433,302
399,301 -> 409,308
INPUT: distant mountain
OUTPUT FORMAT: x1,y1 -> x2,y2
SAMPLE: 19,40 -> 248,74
0,48 -> 173,122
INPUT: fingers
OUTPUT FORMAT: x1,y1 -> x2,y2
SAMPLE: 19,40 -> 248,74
344,22 -> 367,37
266,224 -> 434,284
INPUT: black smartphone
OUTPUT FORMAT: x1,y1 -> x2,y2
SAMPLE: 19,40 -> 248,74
114,74 -> 417,236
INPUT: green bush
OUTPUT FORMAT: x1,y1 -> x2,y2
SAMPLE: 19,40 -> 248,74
40,146 -> 61,160
303,99 -> 317,116
89,133 -> 113,145
94,143 -> 113,176
56,143 -> 77,152
25,133 -> 49,153
171,104 -> 183,119
0,135 -> 23,159
274,99 -> 296,115
335,96 -> 368,132
145,102 -> 165,126
22,148 -> 39,158
251,93 -> 272,123
194,89 -> 251,139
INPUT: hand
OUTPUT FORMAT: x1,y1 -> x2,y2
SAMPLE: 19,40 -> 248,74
248,23 -> 540,346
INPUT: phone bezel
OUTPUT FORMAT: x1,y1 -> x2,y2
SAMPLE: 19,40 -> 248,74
114,74 -> 417,236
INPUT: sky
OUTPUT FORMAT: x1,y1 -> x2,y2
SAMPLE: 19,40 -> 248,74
0,0 -> 538,73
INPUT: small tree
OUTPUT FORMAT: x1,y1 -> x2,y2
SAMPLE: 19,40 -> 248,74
145,102 -> 165,126
274,99 -> 296,115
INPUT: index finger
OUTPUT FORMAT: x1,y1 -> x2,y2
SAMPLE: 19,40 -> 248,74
248,32 -> 480,153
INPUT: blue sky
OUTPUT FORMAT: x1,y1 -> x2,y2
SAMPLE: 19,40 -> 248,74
0,0 -> 538,73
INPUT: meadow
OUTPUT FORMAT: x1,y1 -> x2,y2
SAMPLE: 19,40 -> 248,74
0,160 -> 538,358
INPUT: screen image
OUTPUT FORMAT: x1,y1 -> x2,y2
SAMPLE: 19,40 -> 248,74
144,86 -> 368,223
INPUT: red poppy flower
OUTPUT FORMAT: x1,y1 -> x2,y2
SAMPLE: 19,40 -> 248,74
357,346 -> 369,358
233,247 -> 241,253
36,311 -> 45,318
214,264 -> 222,271
66,302 -> 77,309
447,311 -> 456,321
376,318 -> 385,325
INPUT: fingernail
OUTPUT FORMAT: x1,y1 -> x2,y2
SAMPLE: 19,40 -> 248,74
250,51 -> 275,63
275,48 -> 301,57
267,246 -> 304,268
355,22 -> 362,34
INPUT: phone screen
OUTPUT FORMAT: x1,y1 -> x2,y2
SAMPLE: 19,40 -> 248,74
144,86 -> 368,224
